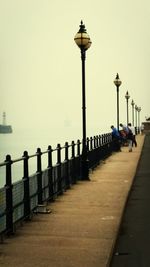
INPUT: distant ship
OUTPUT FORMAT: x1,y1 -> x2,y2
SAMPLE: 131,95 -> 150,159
0,112 -> 12,134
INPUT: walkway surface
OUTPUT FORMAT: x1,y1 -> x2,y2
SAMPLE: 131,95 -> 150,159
0,135 -> 145,267
110,132 -> 150,267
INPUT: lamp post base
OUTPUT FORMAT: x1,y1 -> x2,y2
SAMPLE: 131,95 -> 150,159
81,158 -> 90,180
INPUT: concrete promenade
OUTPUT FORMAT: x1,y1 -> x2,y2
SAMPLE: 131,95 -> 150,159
0,135 -> 145,267
110,132 -> 150,267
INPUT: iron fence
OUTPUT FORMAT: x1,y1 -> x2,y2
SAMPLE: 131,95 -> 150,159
0,133 -> 114,236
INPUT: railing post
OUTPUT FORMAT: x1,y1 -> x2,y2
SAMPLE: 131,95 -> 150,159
47,145 -> 54,201
101,135 -> 103,146
36,148 -> 43,204
77,139 -> 81,156
23,151 -> 30,219
64,142 -> 70,189
94,136 -> 96,148
5,155 -> 13,234
87,137 -> 89,151
77,140 -> 81,179
103,134 -> 105,145
71,141 -> 75,158
90,137 -> 93,150
98,135 -> 101,147
96,135 -> 98,147
71,141 -> 76,184
57,144 -> 62,195
97,135 -> 101,160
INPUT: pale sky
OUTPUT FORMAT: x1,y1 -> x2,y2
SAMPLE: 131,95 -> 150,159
0,0 -> 150,140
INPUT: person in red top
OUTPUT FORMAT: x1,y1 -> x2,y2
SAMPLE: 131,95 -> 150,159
120,123 -> 133,152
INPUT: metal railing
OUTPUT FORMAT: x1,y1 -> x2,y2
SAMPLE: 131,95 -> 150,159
0,133 -> 114,236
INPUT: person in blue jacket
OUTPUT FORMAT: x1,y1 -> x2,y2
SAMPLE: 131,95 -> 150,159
111,125 -> 121,151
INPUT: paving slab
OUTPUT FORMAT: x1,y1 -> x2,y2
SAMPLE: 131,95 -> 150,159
0,135 -> 145,267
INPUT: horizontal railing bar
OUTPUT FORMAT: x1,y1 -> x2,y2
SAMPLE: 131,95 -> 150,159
12,158 -> 24,163
0,162 -> 6,167
13,201 -> 24,210
27,154 -> 37,159
0,141 -> 83,166
2,134 -> 107,167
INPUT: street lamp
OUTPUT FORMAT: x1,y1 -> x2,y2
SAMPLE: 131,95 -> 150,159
131,99 -> 135,126
125,91 -> 130,125
74,21 -> 92,180
114,73 -> 122,131
137,107 -> 141,132
135,104 -> 138,134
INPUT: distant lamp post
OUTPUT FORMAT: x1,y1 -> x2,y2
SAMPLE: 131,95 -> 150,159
74,21 -> 91,180
131,99 -> 135,126
137,107 -> 141,132
125,91 -> 130,125
135,105 -> 138,134
114,73 -> 122,131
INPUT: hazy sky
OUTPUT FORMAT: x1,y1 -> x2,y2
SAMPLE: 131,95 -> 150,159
0,0 -> 150,140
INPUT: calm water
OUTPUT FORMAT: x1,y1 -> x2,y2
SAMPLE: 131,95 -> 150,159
0,126 -> 77,187
0,125 -> 109,187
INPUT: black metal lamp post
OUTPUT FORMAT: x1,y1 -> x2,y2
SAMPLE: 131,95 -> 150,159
114,73 -> 122,131
135,104 -> 138,134
131,99 -> 135,126
138,107 -> 141,132
74,21 -> 91,180
125,91 -> 130,125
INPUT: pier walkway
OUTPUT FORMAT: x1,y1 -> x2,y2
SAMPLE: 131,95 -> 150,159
110,132 -> 150,267
0,135 -> 145,267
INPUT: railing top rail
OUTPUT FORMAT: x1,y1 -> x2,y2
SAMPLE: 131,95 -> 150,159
0,142 -> 75,166
0,133 -> 111,166
0,162 -> 6,167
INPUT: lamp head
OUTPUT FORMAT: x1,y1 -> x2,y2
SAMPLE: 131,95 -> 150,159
74,21 -> 91,50
114,73 -> 122,87
125,91 -> 130,100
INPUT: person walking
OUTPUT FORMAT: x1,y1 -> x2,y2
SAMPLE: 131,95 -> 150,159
127,124 -> 134,152
128,123 -> 137,147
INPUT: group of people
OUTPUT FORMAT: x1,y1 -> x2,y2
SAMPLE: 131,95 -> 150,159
111,123 -> 137,152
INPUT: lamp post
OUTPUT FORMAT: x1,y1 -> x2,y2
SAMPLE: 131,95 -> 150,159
137,107 -> 141,133
125,91 -> 130,125
74,21 -> 91,180
114,73 -> 122,131
131,99 -> 135,126
135,104 -> 138,134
